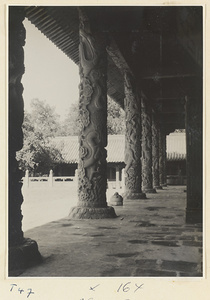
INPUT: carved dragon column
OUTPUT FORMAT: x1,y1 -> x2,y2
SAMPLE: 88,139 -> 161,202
185,93 -> 202,224
141,97 -> 156,193
69,8 -> 116,219
162,132 -> 168,187
9,7 -> 41,275
159,128 -> 165,187
123,72 -> 146,200
152,113 -> 162,189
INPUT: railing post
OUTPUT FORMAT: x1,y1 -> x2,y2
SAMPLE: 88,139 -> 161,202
24,169 -> 29,187
121,168 -> 125,192
49,169 -> 53,187
116,166 -> 120,190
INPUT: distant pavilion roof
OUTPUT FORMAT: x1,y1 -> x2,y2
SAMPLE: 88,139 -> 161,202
53,133 -> 186,164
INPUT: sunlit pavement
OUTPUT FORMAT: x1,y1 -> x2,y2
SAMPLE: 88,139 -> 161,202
20,185 -> 202,277
21,182 -> 124,231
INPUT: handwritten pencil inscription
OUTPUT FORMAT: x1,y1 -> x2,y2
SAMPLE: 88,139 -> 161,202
10,284 -> 35,298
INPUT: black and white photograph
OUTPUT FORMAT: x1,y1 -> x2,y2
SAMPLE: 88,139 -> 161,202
2,1 -> 209,299
8,4 -> 203,277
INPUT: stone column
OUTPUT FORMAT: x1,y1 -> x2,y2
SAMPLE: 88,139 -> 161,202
161,131 -> 167,187
141,97 -> 156,193
123,72 -> 146,199
69,8 -> 116,219
185,94 -> 202,224
9,7 -> 41,274
159,128 -> 164,187
152,114 -> 162,189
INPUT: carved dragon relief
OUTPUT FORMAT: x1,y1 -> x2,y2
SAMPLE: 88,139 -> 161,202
124,72 -> 142,192
9,17 -> 26,153
141,99 -> 153,189
77,8 -> 108,206
9,7 -> 27,246
151,118 -> 160,186
158,130 -> 164,185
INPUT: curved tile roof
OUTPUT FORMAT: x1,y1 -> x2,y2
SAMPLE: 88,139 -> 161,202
166,132 -> 186,161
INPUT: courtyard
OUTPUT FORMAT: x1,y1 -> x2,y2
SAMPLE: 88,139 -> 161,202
18,184 -> 202,277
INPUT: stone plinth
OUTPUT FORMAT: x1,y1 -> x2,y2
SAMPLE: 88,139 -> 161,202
9,238 -> 42,276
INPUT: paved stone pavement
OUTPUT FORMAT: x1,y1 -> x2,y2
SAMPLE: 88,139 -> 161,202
19,186 -> 203,277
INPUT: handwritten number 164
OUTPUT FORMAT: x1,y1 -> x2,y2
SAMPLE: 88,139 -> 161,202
117,282 -> 144,293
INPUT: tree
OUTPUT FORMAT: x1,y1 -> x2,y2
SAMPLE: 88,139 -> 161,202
57,101 -> 81,136
16,97 -> 125,174
30,98 -> 61,137
16,100 -> 63,175
107,97 -> 125,134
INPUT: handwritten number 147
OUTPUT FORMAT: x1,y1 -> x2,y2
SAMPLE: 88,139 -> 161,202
10,284 -> 34,298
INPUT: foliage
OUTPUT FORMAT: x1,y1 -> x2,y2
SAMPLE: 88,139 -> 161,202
57,101 -> 81,136
29,98 -> 61,137
16,99 -> 63,175
16,97 -> 125,175
107,97 -> 125,135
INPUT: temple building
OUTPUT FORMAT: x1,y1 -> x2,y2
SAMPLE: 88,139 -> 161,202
9,6 -> 203,275
52,133 -> 186,185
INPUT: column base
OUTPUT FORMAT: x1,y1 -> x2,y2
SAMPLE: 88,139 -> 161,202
186,208 -> 202,224
9,238 -> 42,276
143,188 -> 157,194
69,206 -> 117,219
123,192 -> 146,200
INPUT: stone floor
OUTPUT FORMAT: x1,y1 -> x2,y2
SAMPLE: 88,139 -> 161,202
18,186 -> 202,277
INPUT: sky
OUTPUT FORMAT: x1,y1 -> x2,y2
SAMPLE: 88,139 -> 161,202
22,19 -> 80,120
